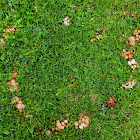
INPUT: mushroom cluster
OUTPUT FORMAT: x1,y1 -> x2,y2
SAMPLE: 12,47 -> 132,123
11,69 -> 19,79
133,29 -> 140,41
7,69 -> 19,92
74,114 -> 90,130
7,79 -> 19,92
2,27 -> 16,38
128,59 -> 139,72
52,119 -> 69,131
0,27 -> 16,49
7,70 -> 27,113
120,29 -> 139,73
121,79 -> 136,89
11,97 -> 26,112
128,29 -> 140,48
128,36 -> 135,47
120,49 -> 133,59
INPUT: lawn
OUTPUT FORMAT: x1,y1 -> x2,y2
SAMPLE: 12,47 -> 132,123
0,0 -> 140,139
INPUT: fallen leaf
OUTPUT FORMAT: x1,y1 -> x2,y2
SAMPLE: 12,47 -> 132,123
106,97 -> 116,107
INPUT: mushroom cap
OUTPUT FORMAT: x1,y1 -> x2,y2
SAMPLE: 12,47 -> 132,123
59,126 -> 64,129
74,121 -> 79,127
129,36 -> 135,42
131,59 -> 136,64
64,119 -> 68,124
56,120 -> 60,123
56,122 -> 61,128
79,125 -> 84,130
81,123 -> 85,127
128,61 -> 132,65
46,130 -> 51,135
61,122 -> 65,126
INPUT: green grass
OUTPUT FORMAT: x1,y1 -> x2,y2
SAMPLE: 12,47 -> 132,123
0,0 -> 140,139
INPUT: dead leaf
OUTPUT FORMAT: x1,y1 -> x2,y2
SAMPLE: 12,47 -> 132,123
106,97 -> 116,107
120,49 -> 133,59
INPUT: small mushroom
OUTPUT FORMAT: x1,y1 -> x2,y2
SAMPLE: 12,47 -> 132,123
79,125 -> 84,130
64,119 -> 68,124
74,121 -> 79,127
46,130 -> 51,135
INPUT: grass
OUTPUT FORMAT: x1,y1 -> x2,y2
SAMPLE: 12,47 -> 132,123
0,0 -> 140,139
